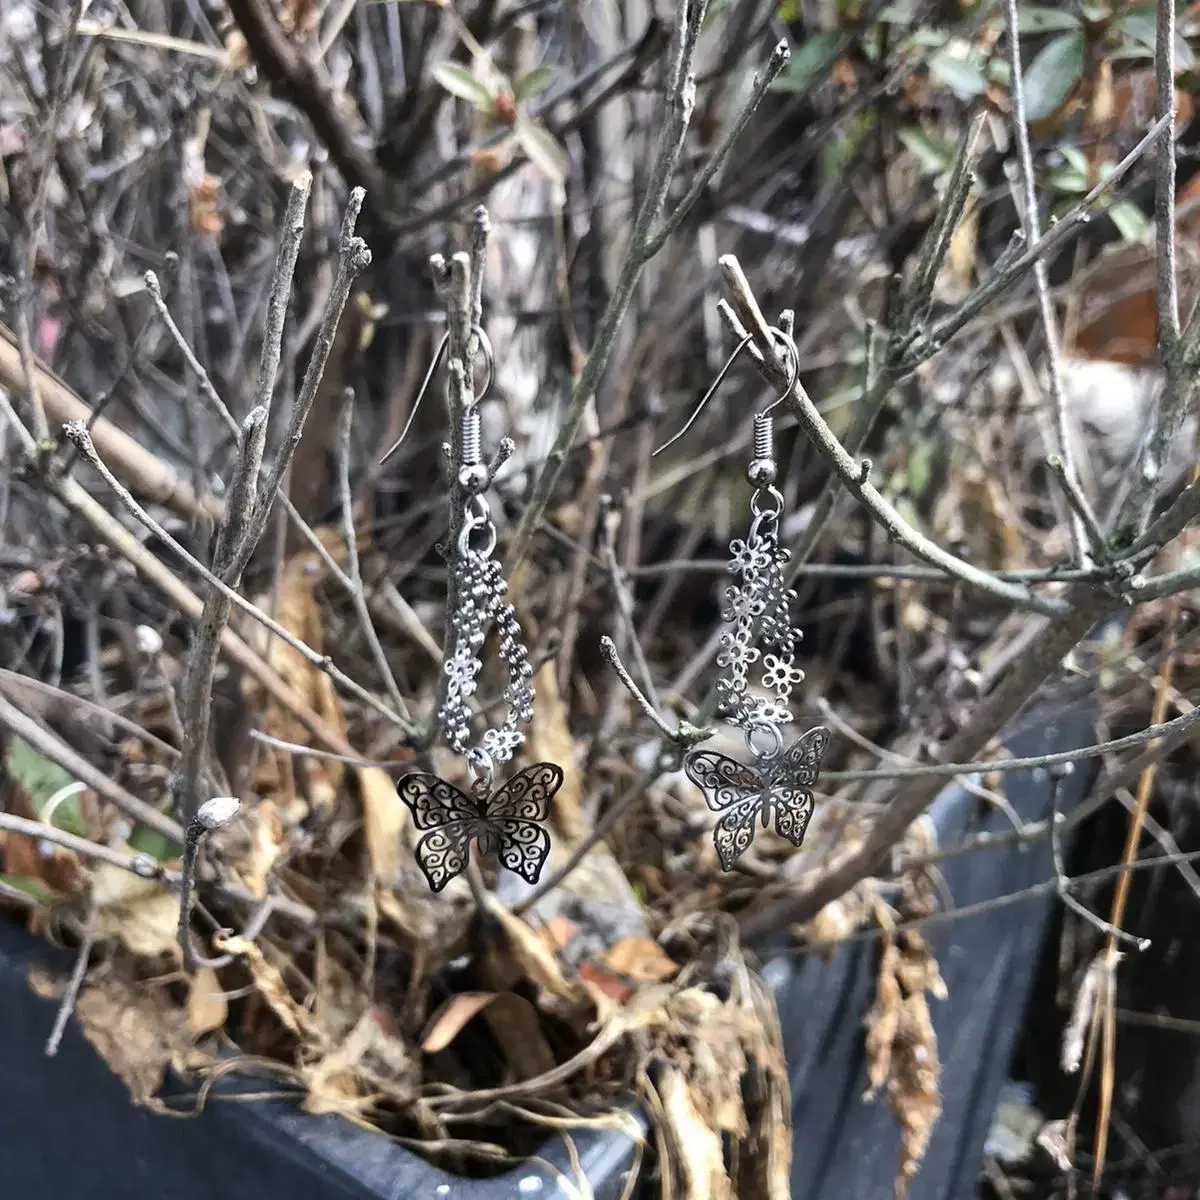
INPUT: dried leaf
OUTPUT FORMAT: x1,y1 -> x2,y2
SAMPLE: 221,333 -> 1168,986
1036,1118 -> 1073,1172
242,552 -> 344,818
864,927 -> 944,1198
658,1064 -> 734,1200
186,966 -> 228,1035
360,764 -> 408,884
217,933 -> 319,1041
225,800 -> 284,899
93,861 -> 180,958
527,662 -> 583,838
484,894 -> 586,1016
422,992 -> 503,1054
302,1008 -> 375,1116
1062,952 -> 1108,1074
577,961 -> 633,1005
602,936 -> 679,984
74,974 -> 193,1107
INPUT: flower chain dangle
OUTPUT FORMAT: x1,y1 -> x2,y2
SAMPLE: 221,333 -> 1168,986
385,326 -> 560,893
717,410 -> 804,733
439,398 -> 534,768
654,326 -> 831,872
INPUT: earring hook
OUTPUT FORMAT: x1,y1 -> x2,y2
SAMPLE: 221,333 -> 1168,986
651,326 -> 800,458
378,326 -> 495,465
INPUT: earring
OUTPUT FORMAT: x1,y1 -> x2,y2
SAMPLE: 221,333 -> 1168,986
381,328 -> 560,893
654,329 -> 830,871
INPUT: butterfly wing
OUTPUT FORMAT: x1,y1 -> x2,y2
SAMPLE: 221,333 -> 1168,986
484,762 -> 563,824
683,749 -> 762,814
395,773 -> 479,892
396,773 -> 480,829
684,749 -> 767,871
766,726 -> 829,851
484,763 -> 561,886
780,726 -> 830,785
712,795 -> 764,871
771,787 -> 815,849
493,820 -> 552,885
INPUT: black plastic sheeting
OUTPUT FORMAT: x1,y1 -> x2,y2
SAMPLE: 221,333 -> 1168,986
0,698 -> 1093,1200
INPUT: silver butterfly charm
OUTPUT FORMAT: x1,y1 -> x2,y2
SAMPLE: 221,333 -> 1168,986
684,726 -> 830,871
396,762 -> 562,892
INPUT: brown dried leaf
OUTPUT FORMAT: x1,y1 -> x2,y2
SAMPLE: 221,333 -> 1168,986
242,552 -> 345,818
864,926 -> 944,1198
484,895 -> 587,1016
1062,952 -> 1107,1075
658,1063 -> 734,1200
480,993 -> 557,1080
421,991 -> 503,1054
527,662 -> 584,839
359,764 -> 408,885
93,861 -> 180,959
217,933 -> 319,1041
602,936 -> 679,984
186,966 -> 228,1036
225,800 -> 285,899
74,974 -> 193,1107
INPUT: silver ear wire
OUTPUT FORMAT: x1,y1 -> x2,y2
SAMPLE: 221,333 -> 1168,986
652,326 -> 800,459
379,325 -> 496,465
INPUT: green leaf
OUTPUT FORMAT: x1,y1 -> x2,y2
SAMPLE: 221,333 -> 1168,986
1014,5 -> 1081,32
906,438 -> 935,497
514,64 -> 556,104
127,823 -> 178,862
821,109 -> 876,182
878,0 -> 922,20
1115,7 -> 1195,68
1108,200 -> 1151,244
6,736 -> 89,837
770,32 -> 841,92
705,0 -> 734,29
929,48 -> 988,99
1022,30 -> 1084,122
898,125 -> 955,175
0,873 -> 55,904
514,115 -> 568,185
432,62 -> 495,111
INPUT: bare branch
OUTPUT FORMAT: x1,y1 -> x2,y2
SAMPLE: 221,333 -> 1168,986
718,257 -> 1068,616
1003,0 -> 1088,564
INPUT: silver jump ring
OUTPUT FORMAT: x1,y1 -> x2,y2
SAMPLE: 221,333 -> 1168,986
466,747 -> 495,796
745,722 -> 783,762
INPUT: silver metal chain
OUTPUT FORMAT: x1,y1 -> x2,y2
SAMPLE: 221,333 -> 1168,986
716,411 -> 805,754
438,404 -> 534,793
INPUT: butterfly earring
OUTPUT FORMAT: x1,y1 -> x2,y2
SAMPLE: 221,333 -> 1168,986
654,328 -> 830,871
381,328 -> 560,893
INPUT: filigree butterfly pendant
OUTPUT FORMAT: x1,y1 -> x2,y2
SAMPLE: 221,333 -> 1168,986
684,726 -> 830,871
396,762 -> 562,892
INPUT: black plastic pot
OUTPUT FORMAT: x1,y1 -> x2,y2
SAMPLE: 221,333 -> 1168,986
0,698 -> 1092,1200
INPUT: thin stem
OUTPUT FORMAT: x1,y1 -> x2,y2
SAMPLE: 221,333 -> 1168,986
0,692 -> 181,843
45,895 -> 97,1057
61,423 -> 415,739
1049,768 -> 1150,951
1003,0 -> 1087,564
1046,454 -> 1109,562
335,389 -> 412,722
